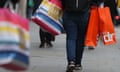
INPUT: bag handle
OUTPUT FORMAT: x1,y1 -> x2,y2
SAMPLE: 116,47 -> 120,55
4,0 -> 16,13
99,2 -> 104,8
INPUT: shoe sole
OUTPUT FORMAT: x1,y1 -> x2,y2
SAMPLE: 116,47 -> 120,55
66,66 -> 74,72
74,67 -> 82,70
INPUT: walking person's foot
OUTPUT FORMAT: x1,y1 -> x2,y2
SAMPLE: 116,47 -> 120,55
39,43 -> 45,48
88,46 -> 95,50
66,61 -> 75,72
74,64 -> 82,70
46,41 -> 53,48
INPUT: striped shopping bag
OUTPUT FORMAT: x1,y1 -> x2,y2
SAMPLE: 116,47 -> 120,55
0,8 -> 30,71
32,0 -> 63,35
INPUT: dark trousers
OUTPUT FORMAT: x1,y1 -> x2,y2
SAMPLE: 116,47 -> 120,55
39,28 -> 55,44
63,11 -> 89,64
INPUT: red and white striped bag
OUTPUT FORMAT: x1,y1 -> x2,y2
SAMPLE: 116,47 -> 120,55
0,8 -> 30,71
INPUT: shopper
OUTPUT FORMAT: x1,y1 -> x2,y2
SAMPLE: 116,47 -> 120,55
32,0 -> 55,48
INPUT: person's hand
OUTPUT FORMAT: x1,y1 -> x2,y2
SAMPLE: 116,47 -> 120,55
115,16 -> 120,20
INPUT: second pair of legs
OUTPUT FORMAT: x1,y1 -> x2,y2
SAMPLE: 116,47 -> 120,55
39,28 -> 55,48
39,41 -> 53,48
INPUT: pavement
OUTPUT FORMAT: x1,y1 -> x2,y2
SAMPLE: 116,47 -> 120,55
0,22 -> 120,72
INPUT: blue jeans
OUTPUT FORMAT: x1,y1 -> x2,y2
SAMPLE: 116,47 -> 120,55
63,11 -> 89,64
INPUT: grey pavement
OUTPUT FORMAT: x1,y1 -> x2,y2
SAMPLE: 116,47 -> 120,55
0,22 -> 120,72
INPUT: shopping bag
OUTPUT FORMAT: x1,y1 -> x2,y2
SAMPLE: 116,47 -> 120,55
85,7 -> 100,48
0,8 -> 30,71
98,7 -> 117,45
85,6 -> 117,48
32,0 -> 63,35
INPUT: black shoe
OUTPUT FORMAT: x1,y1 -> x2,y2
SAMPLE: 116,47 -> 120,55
116,19 -> 120,26
66,61 -> 75,72
74,64 -> 82,70
39,43 -> 45,48
88,46 -> 95,50
46,42 -> 53,48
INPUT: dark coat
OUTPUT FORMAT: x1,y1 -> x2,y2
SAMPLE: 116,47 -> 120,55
0,0 -> 19,8
32,0 -> 42,13
104,0 -> 118,17
0,0 -> 7,8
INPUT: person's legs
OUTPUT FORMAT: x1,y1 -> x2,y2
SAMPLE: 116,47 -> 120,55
63,12 -> 77,62
75,11 -> 89,70
46,32 -> 54,47
39,28 -> 46,48
27,7 -> 33,19
63,12 -> 78,72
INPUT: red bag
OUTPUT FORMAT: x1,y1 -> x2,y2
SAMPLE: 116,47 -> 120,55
85,7 -> 99,48
98,7 -> 117,45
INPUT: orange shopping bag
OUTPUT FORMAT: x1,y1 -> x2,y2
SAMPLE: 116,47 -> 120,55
98,7 -> 117,45
85,6 -> 100,48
